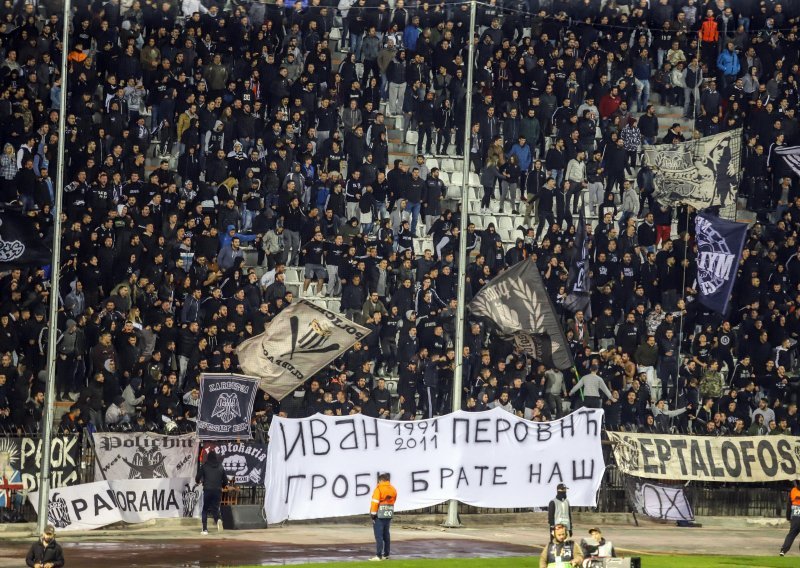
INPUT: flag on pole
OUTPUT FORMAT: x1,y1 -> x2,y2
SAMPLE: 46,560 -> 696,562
469,258 -> 573,369
643,129 -> 742,218
236,300 -> 370,400
0,211 -> 51,266
563,208 -> 592,317
695,211 -> 747,314
774,145 -> 800,177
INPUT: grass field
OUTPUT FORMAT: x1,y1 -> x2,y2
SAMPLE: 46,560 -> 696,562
236,555 -> 799,568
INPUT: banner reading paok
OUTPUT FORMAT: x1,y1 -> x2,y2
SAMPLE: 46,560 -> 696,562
237,299 -> 370,400
0,436 -> 79,494
608,431 -> 800,482
197,374 -> 259,440
92,432 -> 199,481
265,408 -> 605,523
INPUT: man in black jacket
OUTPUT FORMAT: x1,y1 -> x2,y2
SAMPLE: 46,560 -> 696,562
26,524 -> 64,568
196,450 -> 229,535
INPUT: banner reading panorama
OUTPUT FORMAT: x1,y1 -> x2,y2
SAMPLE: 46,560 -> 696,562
607,431 -> 800,482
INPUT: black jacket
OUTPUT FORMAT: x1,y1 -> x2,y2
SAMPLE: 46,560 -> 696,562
26,539 -> 65,568
195,457 -> 229,492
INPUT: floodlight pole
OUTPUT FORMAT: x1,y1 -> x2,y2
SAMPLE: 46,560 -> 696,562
443,0 -> 477,530
37,0 -> 71,535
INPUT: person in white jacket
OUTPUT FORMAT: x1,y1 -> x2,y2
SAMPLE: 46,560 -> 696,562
181,0 -> 208,17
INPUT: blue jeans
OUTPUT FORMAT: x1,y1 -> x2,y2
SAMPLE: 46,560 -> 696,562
637,80 -> 650,112
374,518 -> 391,558
406,201 -> 421,234
350,33 -> 363,61
548,168 -> 563,188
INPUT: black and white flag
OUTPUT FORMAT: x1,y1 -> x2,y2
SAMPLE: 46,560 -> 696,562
695,211 -> 747,314
625,477 -> 694,522
643,129 -> 742,219
236,299 -> 370,400
563,208 -> 592,317
92,433 -> 199,481
0,211 -> 51,266
197,374 -> 259,440
201,441 -> 267,486
775,145 -> 800,177
469,258 -> 573,369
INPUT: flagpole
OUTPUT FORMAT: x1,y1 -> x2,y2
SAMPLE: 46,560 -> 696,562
444,0 -> 477,529
674,206 -> 690,410
37,0 -> 70,535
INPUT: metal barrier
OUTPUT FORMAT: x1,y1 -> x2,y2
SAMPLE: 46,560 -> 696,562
0,433 -> 789,523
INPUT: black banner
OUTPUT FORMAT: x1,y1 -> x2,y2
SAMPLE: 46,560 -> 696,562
695,212 -> 747,314
0,211 -> 51,266
564,208 -> 592,317
197,374 -> 259,440
469,258 -> 573,369
0,436 -> 80,497
201,441 -> 268,486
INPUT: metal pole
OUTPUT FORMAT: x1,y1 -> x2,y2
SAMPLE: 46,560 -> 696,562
674,207 -> 690,410
37,0 -> 70,535
444,0 -> 477,529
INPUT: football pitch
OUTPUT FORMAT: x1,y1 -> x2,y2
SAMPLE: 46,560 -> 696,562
237,555 -> 799,568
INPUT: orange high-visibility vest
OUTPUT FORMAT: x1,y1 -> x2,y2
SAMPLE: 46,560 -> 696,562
370,481 -> 397,514
700,18 -> 719,43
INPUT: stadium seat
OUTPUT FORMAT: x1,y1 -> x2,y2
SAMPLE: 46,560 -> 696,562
441,158 -> 455,172
425,158 -> 439,171
468,200 -> 481,214
446,184 -> 461,200
498,216 -> 515,239
468,172 -> 480,187
482,215 -> 498,230
405,130 -> 418,146
327,299 -> 341,313
472,216 -> 484,229
329,28 -> 341,40
450,171 -> 463,186
438,171 -> 449,185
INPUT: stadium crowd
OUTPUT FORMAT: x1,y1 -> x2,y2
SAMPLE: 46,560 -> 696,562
0,0 -> 798,444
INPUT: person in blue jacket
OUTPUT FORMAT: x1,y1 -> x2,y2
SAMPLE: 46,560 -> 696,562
717,41 -> 741,90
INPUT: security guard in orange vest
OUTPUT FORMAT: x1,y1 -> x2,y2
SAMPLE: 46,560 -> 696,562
369,472 -> 397,561
780,481 -> 800,556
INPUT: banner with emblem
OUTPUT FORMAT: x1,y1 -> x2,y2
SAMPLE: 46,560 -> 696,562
608,431 -> 800,482
643,128 -> 742,220
0,211 -> 52,266
197,374 -> 259,440
236,299 -> 371,400
469,258 -> 573,370
694,211 -> 747,314
92,433 -> 199,482
29,477 -> 202,532
201,441 -> 267,486
0,436 -> 80,498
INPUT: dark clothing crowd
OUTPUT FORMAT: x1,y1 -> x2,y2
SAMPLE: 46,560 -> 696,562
0,0 -> 799,444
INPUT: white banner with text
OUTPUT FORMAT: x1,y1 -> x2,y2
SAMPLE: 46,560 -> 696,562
265,408 -> 605,523
29,477 -> 202,532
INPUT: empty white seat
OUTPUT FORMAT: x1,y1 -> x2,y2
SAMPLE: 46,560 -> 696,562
438,171 -> 449,185
482,215 -> 498,230
468,172 -> 481,187
425,158 -> 439,171
451,171 -> 463,186
471,216 -> 484,229
498,215 -> 515,235
405,130 -> 418,146
441,158 -> 455,172
446,184 -> 461,200
330,28 -> 342,40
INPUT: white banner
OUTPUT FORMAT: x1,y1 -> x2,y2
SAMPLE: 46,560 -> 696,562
92,433 -> 199,481
265,408 -> 605,523
608,431 -> 800,482
625,478 -> 694,521
29,478 -> 202,532
237,299 -> 371,400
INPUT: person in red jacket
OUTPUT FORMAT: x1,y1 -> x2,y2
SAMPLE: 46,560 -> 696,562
780,481 -> 800,556
699,10 -> 719,65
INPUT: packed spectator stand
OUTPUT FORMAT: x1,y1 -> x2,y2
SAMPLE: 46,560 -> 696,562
0,0 -> 797,453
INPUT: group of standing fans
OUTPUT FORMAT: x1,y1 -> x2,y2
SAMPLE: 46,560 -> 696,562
0,0 -> 797,450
